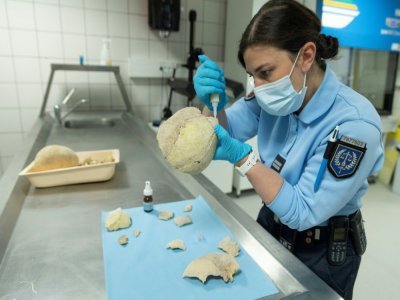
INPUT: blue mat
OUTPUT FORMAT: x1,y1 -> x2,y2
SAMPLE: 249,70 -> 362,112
101,196 -> 279,300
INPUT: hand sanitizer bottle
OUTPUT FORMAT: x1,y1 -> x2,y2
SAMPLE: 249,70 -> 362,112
100,39 -> 112,66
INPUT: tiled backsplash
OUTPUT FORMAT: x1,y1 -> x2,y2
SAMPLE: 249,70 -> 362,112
0,0 -> 227,177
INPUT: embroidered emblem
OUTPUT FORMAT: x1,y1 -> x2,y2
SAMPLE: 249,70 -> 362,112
328,136 -> 366,178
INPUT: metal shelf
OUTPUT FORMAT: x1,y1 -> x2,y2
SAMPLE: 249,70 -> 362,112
39,63 -> 133,117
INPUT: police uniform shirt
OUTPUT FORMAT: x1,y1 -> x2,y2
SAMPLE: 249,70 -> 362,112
226,64 -> 384,231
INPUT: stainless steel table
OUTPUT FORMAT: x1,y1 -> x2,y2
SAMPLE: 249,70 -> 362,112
0,111 -> 341,299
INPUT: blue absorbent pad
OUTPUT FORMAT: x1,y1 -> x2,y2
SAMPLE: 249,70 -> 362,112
101,195 -> 279,300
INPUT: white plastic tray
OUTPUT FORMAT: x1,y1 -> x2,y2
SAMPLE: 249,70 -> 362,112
19,149 -> 120,188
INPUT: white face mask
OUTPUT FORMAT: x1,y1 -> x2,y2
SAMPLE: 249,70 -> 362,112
253,50 -> 307,116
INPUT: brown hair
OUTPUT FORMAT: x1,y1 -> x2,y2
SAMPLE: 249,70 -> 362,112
237,0 -> 338,69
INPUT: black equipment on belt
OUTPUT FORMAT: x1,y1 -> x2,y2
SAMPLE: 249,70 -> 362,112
349,210 -> 367,255
272,210 -> 367,266
328,216 -> 349,265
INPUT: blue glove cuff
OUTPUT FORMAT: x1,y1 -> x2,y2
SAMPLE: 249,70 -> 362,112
232,143 -> 252,164
214,124 -> 252,164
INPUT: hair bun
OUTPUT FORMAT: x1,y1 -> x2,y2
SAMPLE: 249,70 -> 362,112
318,34 -> 339,59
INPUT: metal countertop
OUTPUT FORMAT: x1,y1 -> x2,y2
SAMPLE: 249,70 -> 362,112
0,111 -> 341,299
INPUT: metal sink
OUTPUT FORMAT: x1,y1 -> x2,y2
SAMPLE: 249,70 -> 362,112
64,118 -> 116,129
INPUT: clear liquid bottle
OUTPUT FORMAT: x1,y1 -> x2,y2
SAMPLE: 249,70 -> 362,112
100,39 -> 112,66
143,181 -> 153,212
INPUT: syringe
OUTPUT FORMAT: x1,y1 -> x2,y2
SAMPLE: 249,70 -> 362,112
210,94 -> 219,118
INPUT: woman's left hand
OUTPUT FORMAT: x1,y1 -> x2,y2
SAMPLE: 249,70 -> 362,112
214,124 -> 252,164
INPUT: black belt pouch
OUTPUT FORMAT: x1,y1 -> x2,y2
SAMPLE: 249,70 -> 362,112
349,210 -> 367,256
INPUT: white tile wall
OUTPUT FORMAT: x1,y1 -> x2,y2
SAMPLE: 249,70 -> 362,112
129,15 -> 149,39
107,0 -> 128,13
38,32 -> 64,58
7,1 -> 36,30
0,57 -> 15,82
63,34 -> 87,59
1,156 -> 13,178
35,4 -> 62,32
0,0 -> 227,176
85,10 -> 108,36
61,7 -> 85,34
37,0 -> 61,5
0,83 -> 18,108
84,0 -> 106,11
0,29 -> 12,55
10,29 -> 38,57
14,58 -> 42,83
128,0 -> 147,15
0,0 -> 8,28
0,132 -> 24,156
108,12 -> 129,38
20,107 -> 40,133
18,83 -> 43,108
0,109 -> 22,133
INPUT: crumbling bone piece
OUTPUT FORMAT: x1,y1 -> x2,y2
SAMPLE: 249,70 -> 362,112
158,210 -> 174,221
80,156 -> 114,166
183,204 -> 192,212
174,215 -> 192,227
156,107 -> 218,174
105,208 -> 131,231
218,236 -> 240,257
29,145 -> 79,172
133,228 -> 141,238
118,235 -> 128,245
166,239 -> 186,250
183,253 -> 240,283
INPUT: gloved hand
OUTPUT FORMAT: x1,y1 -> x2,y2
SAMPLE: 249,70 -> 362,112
194,55 -> 228,112
214,124 -> 252,164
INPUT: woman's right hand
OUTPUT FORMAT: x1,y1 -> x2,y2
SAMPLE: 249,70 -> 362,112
194,55 -> 227,112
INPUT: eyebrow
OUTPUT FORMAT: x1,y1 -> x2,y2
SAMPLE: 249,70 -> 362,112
254,63 -> 273,73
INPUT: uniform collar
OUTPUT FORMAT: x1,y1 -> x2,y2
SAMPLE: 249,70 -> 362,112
298,64 -> 339,124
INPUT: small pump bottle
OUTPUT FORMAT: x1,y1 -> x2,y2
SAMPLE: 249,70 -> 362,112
143,181 -> 153,212
100,39 -> 112,66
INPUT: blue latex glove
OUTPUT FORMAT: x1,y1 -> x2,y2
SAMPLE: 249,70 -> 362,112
194,55 -> 227,112
214,124 -> 252,164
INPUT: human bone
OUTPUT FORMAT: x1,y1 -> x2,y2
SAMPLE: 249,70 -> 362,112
184,204 -> 192,212
29,145 -> 79,172
158,210 -> 174,221
81,156 -> 114,166
105,208 -> 131,231
183,253 -> 240,283
166,239 -> 186,250
218,236 -> 240,257
156,107 -> 218,174
174,215 -> 192,227
118,235 -> 128,245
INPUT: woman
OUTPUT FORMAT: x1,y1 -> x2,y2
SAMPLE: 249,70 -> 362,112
193,0 -> 384,299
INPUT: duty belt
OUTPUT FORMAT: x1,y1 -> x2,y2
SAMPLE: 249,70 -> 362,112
272,211 -> 358,252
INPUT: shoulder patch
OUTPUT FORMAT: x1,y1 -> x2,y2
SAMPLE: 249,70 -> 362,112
328,136 -> 367,179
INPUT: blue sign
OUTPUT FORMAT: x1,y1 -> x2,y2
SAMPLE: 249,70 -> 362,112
317,0 -> 400,52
